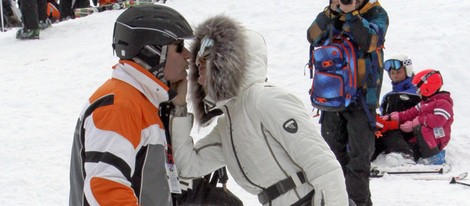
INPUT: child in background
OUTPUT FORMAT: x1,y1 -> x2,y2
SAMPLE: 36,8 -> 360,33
385,69 -> 453,165
373,53 -> 421,166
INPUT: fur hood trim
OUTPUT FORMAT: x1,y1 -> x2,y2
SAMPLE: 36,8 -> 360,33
189,15 -> 268,124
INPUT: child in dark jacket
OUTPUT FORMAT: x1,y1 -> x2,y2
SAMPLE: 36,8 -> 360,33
384,69 -> 453,165
373,53 -> 421,166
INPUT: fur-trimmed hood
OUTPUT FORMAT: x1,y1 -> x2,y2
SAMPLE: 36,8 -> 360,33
189,15 -> 268,124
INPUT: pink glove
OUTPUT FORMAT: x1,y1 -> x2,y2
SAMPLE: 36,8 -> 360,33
400,121 -> 413,133
390,112 -> 399,122
412,117 -> 420,127
400,117 -> 420,133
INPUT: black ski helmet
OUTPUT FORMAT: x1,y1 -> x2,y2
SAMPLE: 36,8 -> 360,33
112,4 -> 193,60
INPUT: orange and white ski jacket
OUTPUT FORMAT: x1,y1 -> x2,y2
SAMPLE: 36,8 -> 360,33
70,60 -> 174,206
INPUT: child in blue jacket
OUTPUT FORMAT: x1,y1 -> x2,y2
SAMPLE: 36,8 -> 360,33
373,53 -> 421,166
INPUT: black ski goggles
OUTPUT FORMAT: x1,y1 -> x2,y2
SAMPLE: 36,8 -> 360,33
384,59 -> 412,72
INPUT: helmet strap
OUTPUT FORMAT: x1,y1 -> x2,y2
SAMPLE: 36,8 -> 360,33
134,45 -> 170,85
148,45 -> 169,85
416,70 -> 440,89
160,45 -> 168,64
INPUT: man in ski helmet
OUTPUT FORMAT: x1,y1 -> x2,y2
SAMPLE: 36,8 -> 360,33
386,69 -> 454,165
69,4 -> 193,206
307,0 -> 388,205
373,53 -> 421,166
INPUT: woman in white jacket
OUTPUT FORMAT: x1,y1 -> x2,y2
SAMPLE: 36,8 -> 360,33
170,15 -> 349,206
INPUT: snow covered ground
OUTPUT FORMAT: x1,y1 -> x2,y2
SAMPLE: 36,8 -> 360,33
1,0 -> 469,205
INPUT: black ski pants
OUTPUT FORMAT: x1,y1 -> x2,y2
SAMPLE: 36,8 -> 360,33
413,126 -> 441,158
320,104 -> 375,206
18,0 -> 47,30
372,130 -> 414,161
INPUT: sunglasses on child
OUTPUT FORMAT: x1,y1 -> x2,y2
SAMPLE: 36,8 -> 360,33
384,59 -> 412,72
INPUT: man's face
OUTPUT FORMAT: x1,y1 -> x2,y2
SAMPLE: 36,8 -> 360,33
163,41 -> 191,83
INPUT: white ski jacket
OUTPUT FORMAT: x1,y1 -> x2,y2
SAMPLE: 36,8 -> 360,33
171,15 -> 348,206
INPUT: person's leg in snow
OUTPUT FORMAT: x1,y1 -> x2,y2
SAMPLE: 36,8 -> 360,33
16,0 -> 40,39
321,104 -> 375,206
413,126 -> 446,165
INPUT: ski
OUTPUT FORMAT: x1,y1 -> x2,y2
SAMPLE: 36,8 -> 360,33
370,164 -> 451,178
74,2 -> 129,18
412,172 -> 468,181
73,0 -> 161,18
74,0 -> 141,18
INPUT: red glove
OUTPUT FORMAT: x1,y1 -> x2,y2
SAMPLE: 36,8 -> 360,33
376,115 -> 399,133
376,115 -> 387,131
380,114 -> 390,121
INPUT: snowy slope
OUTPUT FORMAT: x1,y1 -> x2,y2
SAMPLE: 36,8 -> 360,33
1,0 -> 469,205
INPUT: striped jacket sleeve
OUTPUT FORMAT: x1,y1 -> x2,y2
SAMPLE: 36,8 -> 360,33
82,100 -> 141,206
420,99 -> 453,128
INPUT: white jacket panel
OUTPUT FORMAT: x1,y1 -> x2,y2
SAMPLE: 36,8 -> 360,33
171,83 -> 348,206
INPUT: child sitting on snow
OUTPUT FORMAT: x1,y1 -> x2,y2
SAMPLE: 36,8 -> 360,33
381,68 -> 454,165
373,54 -> 421,166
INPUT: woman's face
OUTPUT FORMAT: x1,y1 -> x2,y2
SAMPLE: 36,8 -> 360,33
197,57 -> 207,86
196,36 -> 214,87
389,67 -> 407,83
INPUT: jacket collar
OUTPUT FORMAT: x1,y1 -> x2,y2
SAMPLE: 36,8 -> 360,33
392,77 -> 417,94
112,60 -> 171,107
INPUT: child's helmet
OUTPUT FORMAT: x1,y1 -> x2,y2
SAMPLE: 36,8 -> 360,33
412,69 -> 443,97
387,53 -> 413,77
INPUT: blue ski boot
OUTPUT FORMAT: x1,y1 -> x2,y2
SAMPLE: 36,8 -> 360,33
418,150 -> 446,165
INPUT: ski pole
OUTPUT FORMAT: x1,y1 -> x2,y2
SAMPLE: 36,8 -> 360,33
386,168 -> 444,175
450,177 -> 470,187
370,168 -> 444,178
1,0 -> 5,32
